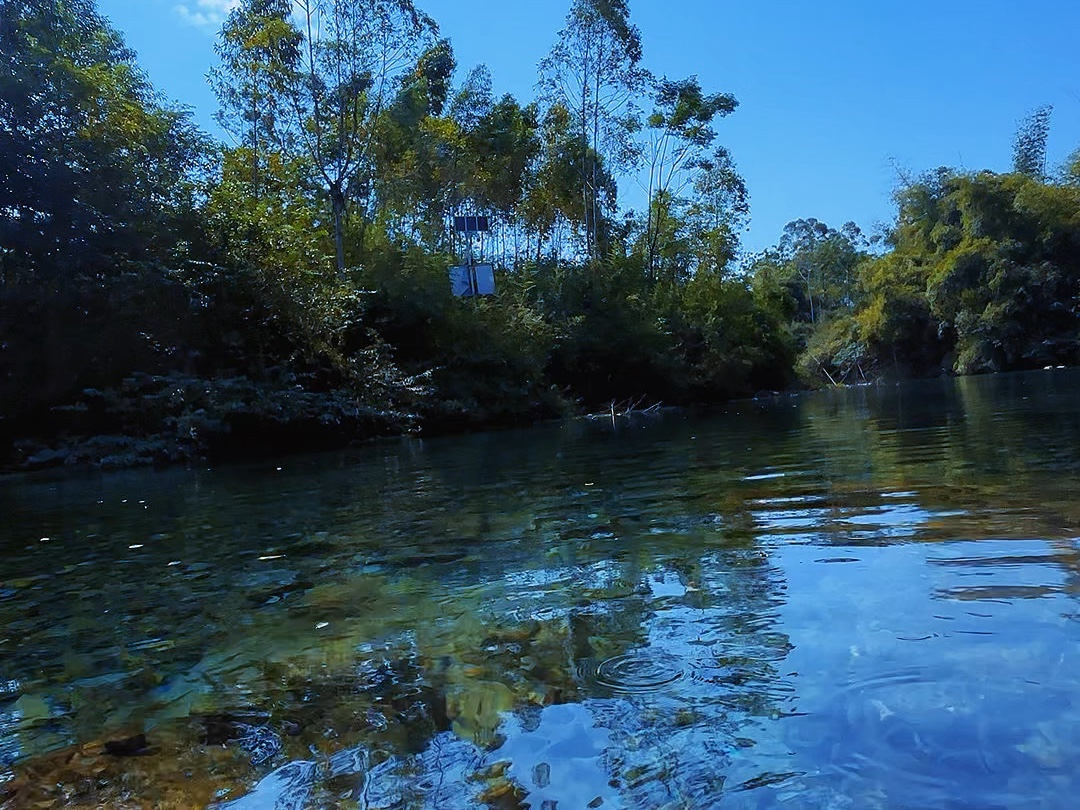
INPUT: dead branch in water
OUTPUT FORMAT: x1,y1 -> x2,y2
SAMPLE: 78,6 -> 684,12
583,397 -> 664,421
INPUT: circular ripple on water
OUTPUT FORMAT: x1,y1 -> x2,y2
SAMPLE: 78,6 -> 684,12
593,652 -> 686,693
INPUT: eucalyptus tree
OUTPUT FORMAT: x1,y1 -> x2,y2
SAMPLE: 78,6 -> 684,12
749,219 -> 866,328
393,64 -> 496,237
463,95 -> 541,262
210,0 -> 299,199
520,103 -> 612,263
372,39 -> 458,245
449,64 -> 495,132
539,0 -> 648,261
437,64 -> 496,234
685,146 -> 749,276
1065,148 -> 1080,185
778,218 -> 865,323
374,59 -> 541,259
640,76 -> 738,277
1012,105 -> 1052,180
213,0 -> 437,277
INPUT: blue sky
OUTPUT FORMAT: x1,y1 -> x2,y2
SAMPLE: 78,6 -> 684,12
98,0 -> 1080,253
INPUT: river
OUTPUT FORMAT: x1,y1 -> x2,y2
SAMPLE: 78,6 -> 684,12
2,371 -> 1079,809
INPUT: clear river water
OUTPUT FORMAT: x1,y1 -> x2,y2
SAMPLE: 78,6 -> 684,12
2,371 -> 1080,809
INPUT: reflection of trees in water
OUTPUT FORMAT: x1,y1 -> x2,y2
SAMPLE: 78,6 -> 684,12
770,372 -> 1080,544
954,372 -> 1080,477
1,426 -> 799,808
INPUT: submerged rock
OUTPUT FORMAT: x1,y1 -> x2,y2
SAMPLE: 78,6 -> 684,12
444,681 -> 516,745
103,732 -> 150,757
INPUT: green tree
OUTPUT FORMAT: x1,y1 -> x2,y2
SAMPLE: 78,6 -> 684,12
520,103 -> 607,263
809,167 -> 1080,382
633,190 -> 692,283
641,76 -> 737,277
684,147 -> 749,276
1063,147 -> 1080,186
774,218 -> 866,324
209,0 -> 299,200
0,0 -> 203,283
1012,105 -> 1052,180
539,0 -> 647,260
0,0 -> 216,431
902,170 -> 1080,372
748,218 -> 865,336
373,39 -> 460,246
213,0 -> 436,277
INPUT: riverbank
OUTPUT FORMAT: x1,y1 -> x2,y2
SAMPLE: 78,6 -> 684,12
0,370 -> 572,474
0,365 -> 939,474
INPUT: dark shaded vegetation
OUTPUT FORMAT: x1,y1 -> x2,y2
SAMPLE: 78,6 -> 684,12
2,0 -> 1079,470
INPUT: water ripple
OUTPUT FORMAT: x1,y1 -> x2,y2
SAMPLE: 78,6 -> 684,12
592,652 -> 686,693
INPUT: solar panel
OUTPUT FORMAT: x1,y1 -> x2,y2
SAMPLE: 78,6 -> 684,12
453,215 -> 490,232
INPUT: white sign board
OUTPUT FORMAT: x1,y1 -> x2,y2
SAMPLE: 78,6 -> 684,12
473,264 -> 495,295
449,264 -> 496,297
449,265 -> 472,297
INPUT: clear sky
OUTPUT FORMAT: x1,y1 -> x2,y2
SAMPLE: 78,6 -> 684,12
97,0 -> 1080,254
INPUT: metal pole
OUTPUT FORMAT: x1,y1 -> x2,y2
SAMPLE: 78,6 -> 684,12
466,232 -> 477,296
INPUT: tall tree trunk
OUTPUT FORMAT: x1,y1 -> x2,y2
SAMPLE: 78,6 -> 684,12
331,184 -> 347,279
250,63 -> 262,200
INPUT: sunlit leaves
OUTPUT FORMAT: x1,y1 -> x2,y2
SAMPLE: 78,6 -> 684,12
640,77 -> 741,279
809,167 -> 1080,380
212,0 -> 437,275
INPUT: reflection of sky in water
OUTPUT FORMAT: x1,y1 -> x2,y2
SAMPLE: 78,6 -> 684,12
214,761 -> 315,810
487,543 -> 1080,807
752,492 -> 965,544
494,704 -> 622,810
767,539 -> 1080,809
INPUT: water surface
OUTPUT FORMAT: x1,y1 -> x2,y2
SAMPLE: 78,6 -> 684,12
2,371 -> 1079,808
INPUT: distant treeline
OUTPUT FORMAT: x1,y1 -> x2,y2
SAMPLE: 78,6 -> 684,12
1,0 -> 1078,469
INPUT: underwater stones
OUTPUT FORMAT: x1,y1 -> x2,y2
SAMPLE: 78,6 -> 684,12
444,681 -> 516,745
320,746 -> 369,802
474,773 -> 525,807
0,726 -> 241,810
146,670 -> 217,723
242,575 -> 312,607
21,446 -> 70,470
217,722 -> 283,766
12,694 -> 51,728
200,713 -> 274,746
479,620 -> 542,648
281,719 -> 303,737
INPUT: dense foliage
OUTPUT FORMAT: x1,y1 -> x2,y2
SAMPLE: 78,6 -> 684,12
790,170 -> 1080,385
2,0 -> 1078,469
